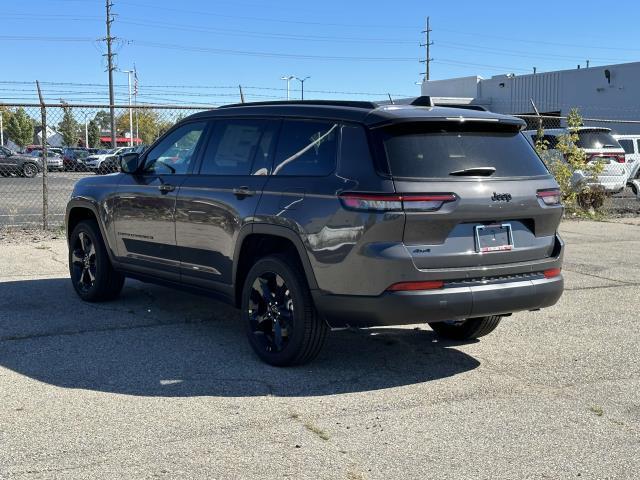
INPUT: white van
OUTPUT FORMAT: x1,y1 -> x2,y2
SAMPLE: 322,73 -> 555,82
524,127 -> 627,194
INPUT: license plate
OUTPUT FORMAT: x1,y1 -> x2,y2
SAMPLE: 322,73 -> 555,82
475,223 -> 513,253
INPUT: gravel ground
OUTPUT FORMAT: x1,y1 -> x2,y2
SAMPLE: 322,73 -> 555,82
0,220 -> 639,479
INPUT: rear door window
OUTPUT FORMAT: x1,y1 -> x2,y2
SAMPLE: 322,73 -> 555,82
380,126 -> 549,179
272,120 -> 339,176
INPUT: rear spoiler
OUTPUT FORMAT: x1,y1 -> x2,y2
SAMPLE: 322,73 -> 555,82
369,116 -> 526,132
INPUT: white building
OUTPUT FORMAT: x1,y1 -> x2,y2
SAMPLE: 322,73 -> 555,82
421,61 -> 640,133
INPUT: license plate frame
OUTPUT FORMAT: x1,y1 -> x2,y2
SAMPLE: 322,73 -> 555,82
474,223 -> 514,253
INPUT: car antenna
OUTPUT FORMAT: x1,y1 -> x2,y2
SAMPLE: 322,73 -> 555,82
387,93 -> 394,105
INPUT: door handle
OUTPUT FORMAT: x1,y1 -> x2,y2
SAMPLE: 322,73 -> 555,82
158,183 -> 176,193
232,186 -> 255,198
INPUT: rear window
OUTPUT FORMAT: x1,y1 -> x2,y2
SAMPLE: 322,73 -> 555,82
576,131 -> 621,150
381,128 -> 549,179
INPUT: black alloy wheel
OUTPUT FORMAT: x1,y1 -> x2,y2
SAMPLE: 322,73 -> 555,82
68,220 -> 124,302
248,271 -> 295,354
71,231 -> 97,294
241,255 -> 328,366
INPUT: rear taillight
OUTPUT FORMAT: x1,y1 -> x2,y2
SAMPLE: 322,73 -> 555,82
386,280 -> 444,291
537,188 -> 561,206
543,268 -> 562,279
339,193 -> 456,212
589,153 -> 626,164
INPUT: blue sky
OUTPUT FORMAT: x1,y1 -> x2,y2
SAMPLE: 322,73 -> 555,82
2,0 -> 640,105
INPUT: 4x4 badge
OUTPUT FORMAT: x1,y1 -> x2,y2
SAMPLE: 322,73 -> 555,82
491,192 -> 512,202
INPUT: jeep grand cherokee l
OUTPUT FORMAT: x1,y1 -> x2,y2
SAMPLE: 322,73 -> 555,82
66,99 -> 564,366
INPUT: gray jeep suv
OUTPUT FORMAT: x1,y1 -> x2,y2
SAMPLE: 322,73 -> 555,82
66,99 -> 564,366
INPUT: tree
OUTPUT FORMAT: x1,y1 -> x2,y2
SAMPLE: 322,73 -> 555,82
0,107 -> 13,146
93,110 -> 111,130
535,109 -> 605,215
58,104 -> 80,147
6,108 -> 34,148
116,109 -> 175,144
87,120 -> 101,148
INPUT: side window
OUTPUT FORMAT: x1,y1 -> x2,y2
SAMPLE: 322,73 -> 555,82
144,122 -> 206,175
619,139 -> 634,154
273,120 -> 339,176
200,119 -> 273,175
636,140 -> 640,154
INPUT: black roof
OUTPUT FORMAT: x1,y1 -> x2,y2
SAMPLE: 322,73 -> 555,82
186,98 -> 525,129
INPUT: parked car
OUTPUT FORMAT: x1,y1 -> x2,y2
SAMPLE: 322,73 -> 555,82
0,146 -> 43,177
66,99 -> 565,366
30,150 -> 64,171
613,134 -> 640,184
524,127 -> 627,194
62,148 -> 90,171
84,148 -> 120,173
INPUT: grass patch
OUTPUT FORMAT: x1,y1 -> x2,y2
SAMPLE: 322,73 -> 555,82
304,421 -> 330,441
589,405 -> 604,416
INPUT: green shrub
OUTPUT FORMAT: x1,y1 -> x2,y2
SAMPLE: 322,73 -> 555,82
534,109 -> 605,216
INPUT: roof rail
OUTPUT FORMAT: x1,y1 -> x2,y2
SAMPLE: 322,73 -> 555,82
218,99 -> 379,109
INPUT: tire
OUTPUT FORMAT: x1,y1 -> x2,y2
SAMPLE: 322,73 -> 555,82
241,254 -> 328,366
22,163 -> 38,178
428,315 -> 502,341
69,219 -> 124,302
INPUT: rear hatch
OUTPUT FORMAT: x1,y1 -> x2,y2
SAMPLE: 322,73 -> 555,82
375,120 -> 562,270
576,129 -> 626,182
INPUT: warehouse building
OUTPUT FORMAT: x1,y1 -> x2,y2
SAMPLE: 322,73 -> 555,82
421,61 -> 640,133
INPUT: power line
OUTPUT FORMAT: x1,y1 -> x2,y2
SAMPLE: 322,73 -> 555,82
117,19 -> 415,44
116,0 -> 418,29
129,40 -> 417,62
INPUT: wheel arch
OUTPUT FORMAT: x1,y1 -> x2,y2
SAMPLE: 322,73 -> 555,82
66,200 -> 116,262
233,224 -> 318,308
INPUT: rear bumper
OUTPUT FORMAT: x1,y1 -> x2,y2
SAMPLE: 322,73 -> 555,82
314,275 -> 564,328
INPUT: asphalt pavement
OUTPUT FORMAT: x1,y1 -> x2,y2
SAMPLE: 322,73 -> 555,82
0,172 -> 93,227
0,220 -> 639,479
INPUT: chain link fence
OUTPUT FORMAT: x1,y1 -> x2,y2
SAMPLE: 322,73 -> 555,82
1,103 -> 209,228
1,104 -> 639,229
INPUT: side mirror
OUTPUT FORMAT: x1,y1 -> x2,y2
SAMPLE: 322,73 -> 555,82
120,153 -> 142,173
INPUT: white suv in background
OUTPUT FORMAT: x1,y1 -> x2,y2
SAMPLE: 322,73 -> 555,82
525,127 -> 627,194
613,135 -> 640,180
84,147 -> 133,172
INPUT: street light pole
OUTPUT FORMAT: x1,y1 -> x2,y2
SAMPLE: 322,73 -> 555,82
121,69 -> 134,147
280,75 -> 294,100
295,76 -> 310,100
85,116 -> 89,148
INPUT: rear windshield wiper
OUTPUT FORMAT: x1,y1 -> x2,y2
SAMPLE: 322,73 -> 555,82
449,167 -> 496,176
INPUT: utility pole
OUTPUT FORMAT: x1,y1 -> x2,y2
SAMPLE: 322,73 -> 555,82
104,0 -> 117,148
420,16 -> 434,81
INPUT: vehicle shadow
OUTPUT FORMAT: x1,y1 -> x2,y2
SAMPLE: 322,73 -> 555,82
0,278 -> 480,397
